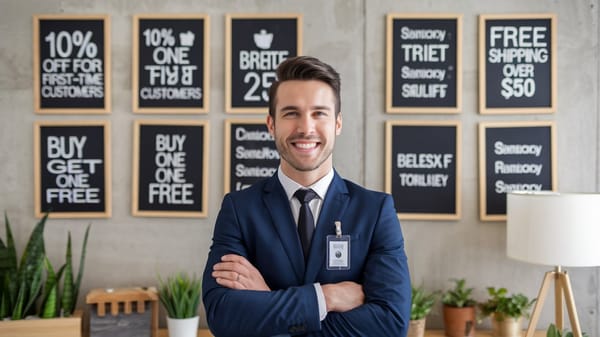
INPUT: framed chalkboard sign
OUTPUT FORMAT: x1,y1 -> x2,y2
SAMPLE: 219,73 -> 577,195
478,121 -> 557,221
385,121 -> 461,220
132,120 -> 209,217
33,14 -> 111,114
34,121 -> 111,218
224,119 -> 279,193
226,14 -> 302,113
478,14 -> 557,114
386,13 -> 462,114
132,14 -> 210,113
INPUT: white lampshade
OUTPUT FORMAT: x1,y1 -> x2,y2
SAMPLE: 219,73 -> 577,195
506,191 -> 600,267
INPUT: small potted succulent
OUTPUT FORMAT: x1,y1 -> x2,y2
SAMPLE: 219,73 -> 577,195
479,287 -> 535,337
442,278 -> 477,337
408,284 -> 439,337
157,272 -> 202,337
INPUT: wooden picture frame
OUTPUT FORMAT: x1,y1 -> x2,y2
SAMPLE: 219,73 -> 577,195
132,14 -> 210,113
132,119 -> 209,218
33,14 -> 111,114
385,120 -> 461,220
224,118 -> 278,194
478,13 -> 557,114
386,13 -> 462,114
34,120 -> 111,218
225,13 -> 303,113
478,121 -> 557,221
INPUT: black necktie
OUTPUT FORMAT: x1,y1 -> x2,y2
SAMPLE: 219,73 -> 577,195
294,189 -> 317,261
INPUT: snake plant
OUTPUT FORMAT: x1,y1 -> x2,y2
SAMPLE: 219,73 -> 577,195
0,212 -> 90,319
0,213 -> 47,319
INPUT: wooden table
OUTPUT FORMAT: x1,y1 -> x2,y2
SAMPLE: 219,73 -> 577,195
158,328 -> 213,337
425,330 -> 546,337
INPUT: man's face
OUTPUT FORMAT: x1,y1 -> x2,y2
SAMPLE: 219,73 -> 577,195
267,80 -> 342,179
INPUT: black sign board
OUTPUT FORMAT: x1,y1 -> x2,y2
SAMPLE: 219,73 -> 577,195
479,122 -> 557,221
479,14 -> 557,114
224,119 -> 279,193
133,14 -> 209,113
34,121 -> 111,218
132,120 -> 209,217
33,15 -> 111,114
386,14 -> 462,113
385,121 -> 461,220
226,14 -> 302,113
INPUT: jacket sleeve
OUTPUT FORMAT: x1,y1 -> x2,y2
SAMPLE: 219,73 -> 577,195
320,194 -> 411,337
202,194 -> 323,337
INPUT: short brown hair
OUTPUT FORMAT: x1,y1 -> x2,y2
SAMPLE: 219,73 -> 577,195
268,56 -> 341,117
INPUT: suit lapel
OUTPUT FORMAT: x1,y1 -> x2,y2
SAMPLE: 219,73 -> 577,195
304,173 -> 349,283
263,175 -> 305,283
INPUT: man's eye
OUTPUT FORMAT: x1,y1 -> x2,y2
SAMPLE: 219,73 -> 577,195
282,111 -> 298,117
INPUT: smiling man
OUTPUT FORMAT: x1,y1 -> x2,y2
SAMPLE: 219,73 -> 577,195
202,56 -> 411,337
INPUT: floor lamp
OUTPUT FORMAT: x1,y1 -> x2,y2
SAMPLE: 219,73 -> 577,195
506,192 -> 600,337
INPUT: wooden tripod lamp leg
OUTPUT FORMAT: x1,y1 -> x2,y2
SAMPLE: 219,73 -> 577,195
559,271 -> 582,337
526,271 -> 555,337
554,270 -> 563,331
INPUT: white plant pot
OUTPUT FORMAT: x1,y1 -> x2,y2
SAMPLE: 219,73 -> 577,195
167,316 -> 199,337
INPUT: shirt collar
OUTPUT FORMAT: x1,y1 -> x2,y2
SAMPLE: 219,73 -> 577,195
278,167 -> 334,201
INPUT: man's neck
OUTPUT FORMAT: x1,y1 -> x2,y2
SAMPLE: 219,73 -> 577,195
280,164 -> 332,187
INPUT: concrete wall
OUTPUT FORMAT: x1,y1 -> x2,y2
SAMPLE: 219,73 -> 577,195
1,0 -> 598,334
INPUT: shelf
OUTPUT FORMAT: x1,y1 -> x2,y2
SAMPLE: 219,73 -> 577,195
425,330 -> 546,337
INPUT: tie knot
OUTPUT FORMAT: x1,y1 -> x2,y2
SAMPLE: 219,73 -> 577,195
294,189 -> 317,204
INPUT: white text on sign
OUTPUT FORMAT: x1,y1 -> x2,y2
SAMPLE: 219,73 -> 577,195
148,134 -> 194,205
45,135 -> 102,204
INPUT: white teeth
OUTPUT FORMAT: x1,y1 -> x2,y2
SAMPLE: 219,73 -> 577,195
296,142 -> 316,149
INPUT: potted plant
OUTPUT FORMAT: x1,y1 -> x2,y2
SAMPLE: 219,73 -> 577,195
0,212 -> 91,337
442,278 -> 477,337
157,272 -> 202,337
408,284 -> 438,337
479,287 -> 535,337
546,323 -> 588,337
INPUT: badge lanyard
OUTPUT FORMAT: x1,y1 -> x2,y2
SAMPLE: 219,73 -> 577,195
326,221 -> 351,270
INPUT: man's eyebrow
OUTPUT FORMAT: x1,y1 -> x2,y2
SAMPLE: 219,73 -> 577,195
280,105 -> 299,112
279,105 -> 332,112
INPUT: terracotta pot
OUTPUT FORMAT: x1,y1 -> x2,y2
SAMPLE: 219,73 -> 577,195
443,305 -> 476,337
491,314 -> 523,337
407,318 -> 426,337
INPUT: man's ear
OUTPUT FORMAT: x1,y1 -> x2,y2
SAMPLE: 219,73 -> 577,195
266,115 -> 275,135
335,112 -> 342,136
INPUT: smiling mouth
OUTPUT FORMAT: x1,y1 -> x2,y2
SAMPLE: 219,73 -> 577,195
291,140 -> 320,150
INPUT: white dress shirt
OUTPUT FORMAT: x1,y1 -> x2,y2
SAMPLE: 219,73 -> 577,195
277,167 -> 334,322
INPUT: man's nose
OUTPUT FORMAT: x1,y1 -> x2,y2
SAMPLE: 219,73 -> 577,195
296,114 -> 316,134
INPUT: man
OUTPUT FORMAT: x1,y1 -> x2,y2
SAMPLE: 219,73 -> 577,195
202,56 -> 410,336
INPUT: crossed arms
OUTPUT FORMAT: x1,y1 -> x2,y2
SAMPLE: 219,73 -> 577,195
202,193 -> 411,337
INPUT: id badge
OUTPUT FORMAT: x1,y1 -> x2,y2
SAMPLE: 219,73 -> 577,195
326,235 -> 351,270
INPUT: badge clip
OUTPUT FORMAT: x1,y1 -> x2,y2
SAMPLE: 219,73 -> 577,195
335,221 -> 342,238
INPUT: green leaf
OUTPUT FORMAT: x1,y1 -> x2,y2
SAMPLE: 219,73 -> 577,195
61,232 -> 74,317
22,258 -> 45,317
72,224 -> 90,315
0,212 -> 17,277
40,257 -> 64,318
11,280 -> 26,319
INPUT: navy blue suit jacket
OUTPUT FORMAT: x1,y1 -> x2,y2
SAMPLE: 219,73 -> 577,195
202,172 -> 411,337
